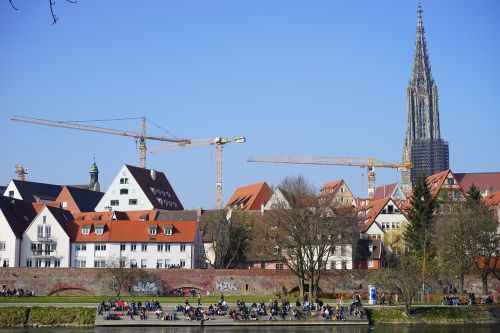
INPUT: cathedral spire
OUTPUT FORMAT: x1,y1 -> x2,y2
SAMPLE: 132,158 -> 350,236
402,2 -> 449,192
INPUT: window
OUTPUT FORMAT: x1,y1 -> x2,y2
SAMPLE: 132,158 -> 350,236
120,244 -> 126,251
388,205 -> 394,214
368,259 -> 374,268
35,260 -> 42,267
165,244 -> 171,252
275,263 -> 284,270
149,227 -> 157,236
42,215 -> 47,223
120,259 -> 126,268
368,245 -> 373,253
82,226 -> 91,235
120,188 -> 129,195
76,244 -> 87,251
75,260 -> 86,268
141,259 -> 147,268
141,244 -> 148,252
26,259 -> 32,267
156,259 -> 163,269
157,244 -> 164,252
2,259 -> 9,267
131,244 -> 137,252
260,261 -> 266,269
62,201 -> 67,208
45,226 -> 51,238
119,178 -> 129,184
110,200 -> 119,206
448,178 -> 455,185
95,244 -> 107,251
164,259 -> 171,268
180,244 -> 186,252
8,190 -> 14,197
45,260 -> 51,268
37,225 -> 44,238
164,227 -> 173,236
341,261 -> 347,270
130,259 -> 137,268
0,242 -> 5,251
95,226 -> 104,235
179,260 -> 186,268
94,260 -> 106,268
129,199 -> 138,205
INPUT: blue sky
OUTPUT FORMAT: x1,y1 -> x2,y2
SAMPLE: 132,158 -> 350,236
1,1 -> 499,209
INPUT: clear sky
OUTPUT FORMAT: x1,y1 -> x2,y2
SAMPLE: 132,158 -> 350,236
1,1 -> 499,209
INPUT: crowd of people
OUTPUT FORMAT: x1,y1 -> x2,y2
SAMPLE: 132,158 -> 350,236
0,287 -> 34,297
99,294 -> 365,322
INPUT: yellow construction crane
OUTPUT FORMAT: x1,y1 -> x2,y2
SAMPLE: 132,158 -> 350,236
10,115 -> 189,169
247,155 -> 412,198
151,136 -> 246,209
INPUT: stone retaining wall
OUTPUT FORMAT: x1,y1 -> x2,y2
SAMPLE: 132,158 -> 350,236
0,268 -> 498,297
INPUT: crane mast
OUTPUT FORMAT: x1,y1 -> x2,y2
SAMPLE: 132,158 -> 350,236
11,115 -> 189,168
247,155 -> 412,198
151,136 -> 246,209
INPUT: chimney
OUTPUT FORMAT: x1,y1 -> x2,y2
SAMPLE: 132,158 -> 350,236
151,169 -> 156,180
197,206 -> 203,218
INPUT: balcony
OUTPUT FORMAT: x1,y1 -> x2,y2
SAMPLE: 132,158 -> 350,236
31,250 -> 56,258
37,235 -> 56,242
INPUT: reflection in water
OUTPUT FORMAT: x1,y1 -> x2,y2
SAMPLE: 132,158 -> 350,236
2,325 -> 500,333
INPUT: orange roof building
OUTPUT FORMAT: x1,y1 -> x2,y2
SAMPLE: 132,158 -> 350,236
226,182 -> 273,211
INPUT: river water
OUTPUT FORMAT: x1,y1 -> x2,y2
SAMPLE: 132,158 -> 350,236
3,325 -> 500,333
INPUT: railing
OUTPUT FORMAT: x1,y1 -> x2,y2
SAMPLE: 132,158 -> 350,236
31,250 -> 56,258
37,235 -> 56,241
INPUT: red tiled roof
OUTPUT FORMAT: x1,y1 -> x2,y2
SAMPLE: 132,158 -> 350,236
372,183 -> 397,200
455,172 -> 500,194
359,196 -> 392,233
321,179 -> 342,192
70,220 -> 199,243
226,182 -> 273,210
484,192 -> 500,208
426,169 -> 451,197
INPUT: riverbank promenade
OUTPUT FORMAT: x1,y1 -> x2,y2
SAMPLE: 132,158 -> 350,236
94,304 -> 368,327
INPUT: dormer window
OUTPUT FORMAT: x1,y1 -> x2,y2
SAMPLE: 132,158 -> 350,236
82,226 -> 91,235
149,226 -> 157,236
95,226 -> 104,235
164,226 -> 173,236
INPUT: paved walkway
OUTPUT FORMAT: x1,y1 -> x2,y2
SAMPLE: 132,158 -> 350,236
94,305 -> 368,327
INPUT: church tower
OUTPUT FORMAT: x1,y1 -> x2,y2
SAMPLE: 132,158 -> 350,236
89,158 -> 100,192
402,2 -> 449,193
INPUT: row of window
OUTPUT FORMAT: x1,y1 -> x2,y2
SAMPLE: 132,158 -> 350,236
110,199 -> 138,206
26,259 -> 61,267
381,222 -> 401,230
73,259 -> 186,268
75,243 -> 187,253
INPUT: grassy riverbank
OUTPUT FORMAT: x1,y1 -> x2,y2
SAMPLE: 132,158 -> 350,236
0,307 -> 95,327
366,305 -> 499,324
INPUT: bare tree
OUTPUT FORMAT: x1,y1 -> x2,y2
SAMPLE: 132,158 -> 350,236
265,175 -> 356,300
434,200 -> 475,291
200,209 -> 254,269
372,252 -> 429,316
7,0 -> 77,24
106,257 -> 138,297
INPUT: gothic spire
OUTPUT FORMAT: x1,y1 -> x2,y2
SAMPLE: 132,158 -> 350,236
411,1 -> 433,92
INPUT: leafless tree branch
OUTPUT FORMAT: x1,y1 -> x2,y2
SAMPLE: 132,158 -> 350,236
8,0 -> 19,10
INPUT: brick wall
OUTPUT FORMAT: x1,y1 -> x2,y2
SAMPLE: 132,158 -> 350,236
0,268 -> 498,297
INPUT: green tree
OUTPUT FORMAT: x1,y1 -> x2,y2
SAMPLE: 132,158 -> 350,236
403,176 -> 436,255
466,184 -> 482,206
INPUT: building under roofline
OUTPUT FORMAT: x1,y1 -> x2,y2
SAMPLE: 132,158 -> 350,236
356,239 -> 385,270
226,182 -> 273,211
0,196 -> 38,267
70,220 -> 205,269
455,172 -> 500,196
3,180 -> 62,203
95,165 -> 183,212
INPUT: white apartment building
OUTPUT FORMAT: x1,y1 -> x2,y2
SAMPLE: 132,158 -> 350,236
71,220 -> 205,269
20,205 -> 73,268
95,165 -> 183,212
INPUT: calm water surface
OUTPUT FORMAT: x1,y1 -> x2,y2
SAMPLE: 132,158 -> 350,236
3,325 -> 500,333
